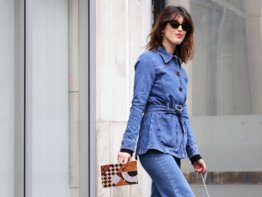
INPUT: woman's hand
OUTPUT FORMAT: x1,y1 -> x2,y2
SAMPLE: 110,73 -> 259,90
193,159 -> 207,173
117,152 -> 131,165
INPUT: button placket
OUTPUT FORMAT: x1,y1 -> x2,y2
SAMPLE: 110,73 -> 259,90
174,57 -> 183,93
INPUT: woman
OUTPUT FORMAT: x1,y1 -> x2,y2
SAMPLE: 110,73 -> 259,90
118,5 -> 207,197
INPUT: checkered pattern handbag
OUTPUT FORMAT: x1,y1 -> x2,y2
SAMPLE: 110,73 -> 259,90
101,160 -> 138,188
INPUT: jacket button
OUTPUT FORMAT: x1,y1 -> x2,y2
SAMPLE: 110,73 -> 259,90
176,71 -> 180,76
179,87 -> 183,92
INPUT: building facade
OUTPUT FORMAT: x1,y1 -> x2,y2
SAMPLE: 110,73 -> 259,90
0,0 -> 95,196
1,0 -> 262,197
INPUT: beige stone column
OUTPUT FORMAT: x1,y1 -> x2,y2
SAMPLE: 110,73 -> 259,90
165,0 -> 189,8
69,0 -> 80,196
96,0 -> 151,196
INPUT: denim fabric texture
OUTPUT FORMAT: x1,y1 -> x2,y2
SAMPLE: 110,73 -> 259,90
120,46 -> 200,159
139,150 -> 195,197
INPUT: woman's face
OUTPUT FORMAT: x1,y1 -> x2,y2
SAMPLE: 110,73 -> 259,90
162,15 -> 188,52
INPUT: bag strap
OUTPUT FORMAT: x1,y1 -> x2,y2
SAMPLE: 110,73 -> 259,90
200,172 -> 210,197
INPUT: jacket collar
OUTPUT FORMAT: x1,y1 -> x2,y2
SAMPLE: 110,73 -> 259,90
156,46 -> 182,65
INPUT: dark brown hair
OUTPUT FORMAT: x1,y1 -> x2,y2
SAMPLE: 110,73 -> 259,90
146,6 -> 194,63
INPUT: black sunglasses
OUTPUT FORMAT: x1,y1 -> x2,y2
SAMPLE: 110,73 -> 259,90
169,20 -> 190,31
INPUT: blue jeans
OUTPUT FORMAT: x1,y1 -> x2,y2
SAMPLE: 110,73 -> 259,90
139,150 -> 195,197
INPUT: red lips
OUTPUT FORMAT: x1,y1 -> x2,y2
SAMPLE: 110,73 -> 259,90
175,33 -> 183,38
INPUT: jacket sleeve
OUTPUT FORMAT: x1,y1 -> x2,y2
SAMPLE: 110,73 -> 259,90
120,53 -> 156,152
182,103 -> 201,159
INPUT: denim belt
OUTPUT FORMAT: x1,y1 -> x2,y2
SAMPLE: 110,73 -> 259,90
144,104 -> 185,132
145,104 -> 183,116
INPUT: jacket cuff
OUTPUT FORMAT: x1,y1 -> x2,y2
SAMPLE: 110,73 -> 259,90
190,154 -> 202,165
120,149 -> 134,157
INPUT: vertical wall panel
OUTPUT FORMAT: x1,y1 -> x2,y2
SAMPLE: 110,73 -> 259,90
96,122 -> 111,197
14,0 -> 25,196
26,0 -> 70,196
69,1 -> 80,196
96,0 -> 114,122
96,0 -> 152,196
0,1 -> 15,196
110,0 -> 129,122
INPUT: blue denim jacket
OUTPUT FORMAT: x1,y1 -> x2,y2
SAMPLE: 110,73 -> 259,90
120,46 -> 200,159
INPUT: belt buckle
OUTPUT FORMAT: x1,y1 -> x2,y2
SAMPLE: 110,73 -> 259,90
175,104 -> 183,114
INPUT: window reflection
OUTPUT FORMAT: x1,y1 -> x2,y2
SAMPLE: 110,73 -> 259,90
191,0 -> 262,116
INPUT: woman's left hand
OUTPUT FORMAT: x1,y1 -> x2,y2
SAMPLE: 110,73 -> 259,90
193,159 -> 207,173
